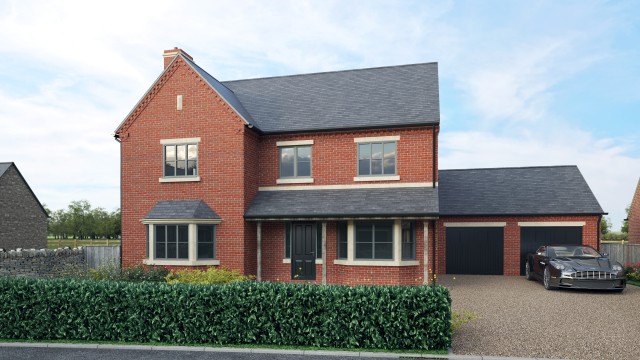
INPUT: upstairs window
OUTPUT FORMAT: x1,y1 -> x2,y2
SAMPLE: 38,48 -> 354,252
280,145 -> 311,178
164,144 -> 198,177
357,142 -> 396,176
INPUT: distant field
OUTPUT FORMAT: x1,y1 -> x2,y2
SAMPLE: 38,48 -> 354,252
47,238 -> 120,249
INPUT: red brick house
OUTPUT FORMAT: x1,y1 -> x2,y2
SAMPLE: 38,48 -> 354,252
628,179 -> 640,244
114,48 -> 605,284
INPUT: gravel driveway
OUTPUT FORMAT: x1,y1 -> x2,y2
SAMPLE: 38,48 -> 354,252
439,275 -> 639,360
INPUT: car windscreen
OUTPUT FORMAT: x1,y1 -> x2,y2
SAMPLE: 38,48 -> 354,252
548,245 -> 601,258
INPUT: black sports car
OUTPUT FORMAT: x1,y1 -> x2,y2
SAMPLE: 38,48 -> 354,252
525,245 -> 626,291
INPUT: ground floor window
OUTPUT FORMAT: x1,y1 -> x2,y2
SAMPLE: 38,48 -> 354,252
355,221 -> 393,260
143,222 -> 219,265
336,222 -> 348,259
401,221 -> 416,260
155,224 -> 189,259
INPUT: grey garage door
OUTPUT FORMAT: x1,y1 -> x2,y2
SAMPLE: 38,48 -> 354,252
520,227 -> 582,275
446,227 -> 504,275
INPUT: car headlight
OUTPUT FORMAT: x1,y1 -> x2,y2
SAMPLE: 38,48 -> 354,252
612,265 -> 623,272
550,261 -> 566,270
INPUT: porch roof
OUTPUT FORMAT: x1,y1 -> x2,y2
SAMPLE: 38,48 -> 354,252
244,187 -> 439,219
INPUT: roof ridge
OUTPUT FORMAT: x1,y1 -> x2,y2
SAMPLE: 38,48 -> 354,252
439,165 -> 578,172
222,62 -> 438,84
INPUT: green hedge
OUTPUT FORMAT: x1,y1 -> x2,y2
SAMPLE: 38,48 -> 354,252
0,278 -> 451,350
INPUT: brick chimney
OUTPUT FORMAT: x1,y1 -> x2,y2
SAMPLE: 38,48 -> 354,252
163,47 -> 193,68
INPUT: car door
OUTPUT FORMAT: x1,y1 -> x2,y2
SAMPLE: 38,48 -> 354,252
532,246 -> 546,276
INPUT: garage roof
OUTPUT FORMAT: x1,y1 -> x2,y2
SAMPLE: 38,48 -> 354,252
245,187 -> 439,219
438,166 -> 605,216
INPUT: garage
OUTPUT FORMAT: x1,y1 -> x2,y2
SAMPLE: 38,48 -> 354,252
446,227 -> 504,275
519,226 -> 582,275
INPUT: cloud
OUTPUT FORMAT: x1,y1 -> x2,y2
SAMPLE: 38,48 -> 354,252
0,0 -> 637,231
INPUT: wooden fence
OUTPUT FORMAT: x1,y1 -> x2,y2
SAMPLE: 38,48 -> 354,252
84,246 -> 120,270
48,238 -> 120,249
601,244 -> 640,266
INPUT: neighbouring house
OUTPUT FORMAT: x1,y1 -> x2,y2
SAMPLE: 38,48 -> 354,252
629,179 -> 640,244
0,162 -> 48,250
113,48 -> 605,285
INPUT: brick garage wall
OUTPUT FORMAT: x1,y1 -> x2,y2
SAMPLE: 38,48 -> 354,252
0,248 -> 85,278
435,215 -> 600,276
629,181 -> 640,244
0,165 -> 47,250
260,220 -> 431,285
118,56 -> 254,273
257,127 -> 437,187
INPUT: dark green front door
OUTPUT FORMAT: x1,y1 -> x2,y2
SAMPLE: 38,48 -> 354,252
291,223 -> 316,280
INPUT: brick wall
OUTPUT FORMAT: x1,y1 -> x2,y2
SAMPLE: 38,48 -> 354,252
629,180 -> 640,244
435,215 -> 600,276
0,165 -> 47,250
260,220 -> 431,286
118,56 -> 253,273
0,248 -> 85,278
258,127 -> 437,186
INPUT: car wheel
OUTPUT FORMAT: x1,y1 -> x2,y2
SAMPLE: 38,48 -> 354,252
543,267 -> 556,290
525,261 -> 534,281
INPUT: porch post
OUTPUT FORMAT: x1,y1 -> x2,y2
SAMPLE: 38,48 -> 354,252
424,221 -> 429,285
322,221 -> 327,285
257,221 -> 262,282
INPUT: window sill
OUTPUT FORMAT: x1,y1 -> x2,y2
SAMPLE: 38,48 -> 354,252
159,176 -> 201,183
276,178 -> 314,184
282,258 -> 323,264
144,259 -> 220,266
333,259 -> 419,267
353,175 -> 400,182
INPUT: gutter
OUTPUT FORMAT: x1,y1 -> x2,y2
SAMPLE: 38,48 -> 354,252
597,215 -> 602,252
432,124 -> 436,188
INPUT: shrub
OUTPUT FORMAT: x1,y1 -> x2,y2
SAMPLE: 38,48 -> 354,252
0,278 -> 451,350
166,267 -> 253,285
625,262 -> 640,281
121,265 -> 169,282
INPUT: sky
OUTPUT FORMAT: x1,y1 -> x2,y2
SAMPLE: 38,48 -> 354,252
0,0 -> 638,231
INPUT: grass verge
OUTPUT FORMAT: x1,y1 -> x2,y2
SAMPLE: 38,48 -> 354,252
628,279 -> 640,287
0,338 -> 448,355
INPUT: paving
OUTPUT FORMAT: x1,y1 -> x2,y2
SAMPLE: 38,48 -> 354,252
0,343 -> 559,359
439,275 -> 640,360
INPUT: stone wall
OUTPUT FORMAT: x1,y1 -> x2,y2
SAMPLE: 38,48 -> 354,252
0,165 -> 48,250
0,247 -> 86,278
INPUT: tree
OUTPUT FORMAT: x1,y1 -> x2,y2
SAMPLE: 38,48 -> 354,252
622,206 -> 630,233
67,200 -> 92,239
600,216 -> 611,235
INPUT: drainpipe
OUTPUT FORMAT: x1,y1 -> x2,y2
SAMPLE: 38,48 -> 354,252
114,133 -> 123,270
431,219 -> 437,284
597,215 -> 602,252
432,125 -> 437,188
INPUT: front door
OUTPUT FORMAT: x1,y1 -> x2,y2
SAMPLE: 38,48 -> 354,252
291,223 -> 316,280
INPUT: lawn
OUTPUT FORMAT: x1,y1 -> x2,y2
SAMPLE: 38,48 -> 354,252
628,279 -> 640,287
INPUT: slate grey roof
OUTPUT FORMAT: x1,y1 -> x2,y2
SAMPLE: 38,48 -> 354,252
438,166 -> 605,216
144,200 -> 221,220
182,56 -> 257,128
0,162 -> 11,178
245,187 -> 438,219
222,62 -> 440,133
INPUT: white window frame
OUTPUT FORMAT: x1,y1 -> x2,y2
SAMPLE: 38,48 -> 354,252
354,136 -> 400,181
142,218 -> 221,266
159,137 -> 201,183
276,140 -> 314,184
333,219 -> 419,266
